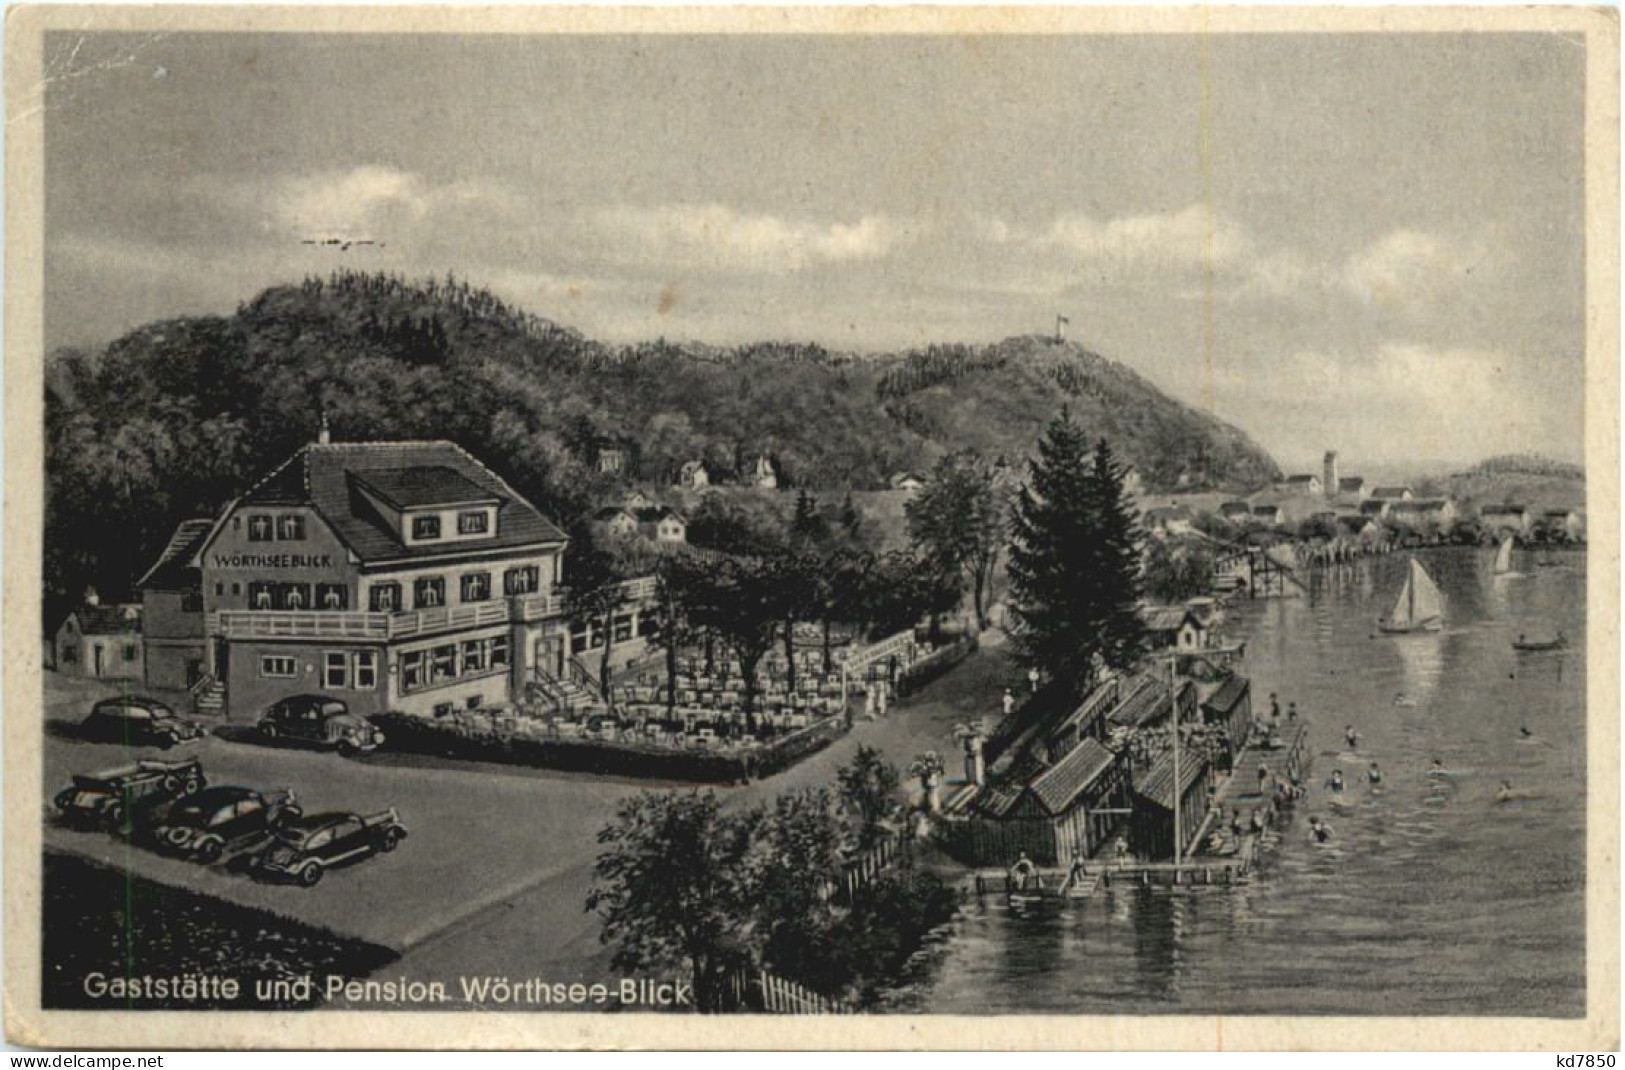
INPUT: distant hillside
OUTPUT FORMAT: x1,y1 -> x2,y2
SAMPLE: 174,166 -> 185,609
44,270 -> 1280,611
1427,453 -> 1587,514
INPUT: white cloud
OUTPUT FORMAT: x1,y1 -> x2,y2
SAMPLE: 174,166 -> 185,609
1343,229 -> 1489,314
583,204 -> 904,273
266,167 -> 523,240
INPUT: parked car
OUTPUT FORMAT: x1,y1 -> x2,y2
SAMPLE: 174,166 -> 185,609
148,786 -> 301,863
52,758 -> 206,834
79,696 -> 206,749
249,809 -> 407,886
256,695 -> 384,755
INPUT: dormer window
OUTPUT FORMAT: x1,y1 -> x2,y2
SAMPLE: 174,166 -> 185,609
458,510 -> 490,535
248,515 -> 273,542
277,515 -> 306,540
412,515 -> 442,541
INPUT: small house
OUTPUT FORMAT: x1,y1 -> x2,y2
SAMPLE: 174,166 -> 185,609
1129,749 -> 1216,861
1142,606 -> 1209,652
1481,503 -> 1533,535
1543,509 -> 1584,542
1337,476 -> 1368,500
591,507 -> 639,541
676,460 -> 710,490
1370,486 -> 1414,501
1199,675 -> 1252,761
1281,474 -> 1322,495
1360,499 -> 1392,520
593,439 -> 632,475
889,472 -> 928,493
1218,500 -> 1253,521
634,506 -> 687,543
752,455 -> 779,490
949,739 -> 1135,867
1251,503 -> 1284,526
53,600 -> 144,680
1143,506 -> 1194,537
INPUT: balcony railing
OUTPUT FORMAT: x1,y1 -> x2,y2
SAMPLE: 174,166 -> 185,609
209,576 -> 661,642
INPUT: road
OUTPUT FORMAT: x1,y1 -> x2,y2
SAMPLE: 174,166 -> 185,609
42,645 -> 1014,1004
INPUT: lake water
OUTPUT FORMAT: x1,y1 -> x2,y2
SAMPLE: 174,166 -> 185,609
889,548 -> 1587,1016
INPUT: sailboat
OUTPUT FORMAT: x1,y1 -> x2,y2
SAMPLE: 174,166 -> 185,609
1378,558 -> 1445,634
1493,536 -> 1522,579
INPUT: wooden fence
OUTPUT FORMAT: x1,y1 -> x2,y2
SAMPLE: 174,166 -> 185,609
727,968 -> 851,1015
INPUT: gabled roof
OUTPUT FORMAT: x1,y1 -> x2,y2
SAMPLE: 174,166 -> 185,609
1142,606 -> 1199,633
234,441 -> 566,564
137,519 -> 215,589
1252,504 -> 1281,516
1360,500 -> 1390,515
1026,739 -> 1118,815
1482,503 -> 1529,515
1391,498 -> 1449,513
593,506 -> 636,523
1219,500 -> 1252,516
633,506 -> 684,524
1284,474 -> 1319,485
350,466 -> 500,511
1133,748 -> 1212,810
1201,675 -> 1250,716
1144,506 -> 1191,522
1338,476 -> 1366,490
1370,486 -> 1412,499
70,605 -> 143,635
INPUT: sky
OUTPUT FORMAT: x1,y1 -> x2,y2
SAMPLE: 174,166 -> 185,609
42,31 -> 1587,471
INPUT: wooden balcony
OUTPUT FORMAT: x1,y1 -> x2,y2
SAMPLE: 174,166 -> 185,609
209,577 -> 657,643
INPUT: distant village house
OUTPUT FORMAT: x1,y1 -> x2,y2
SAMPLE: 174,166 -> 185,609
52,593 -> 144,680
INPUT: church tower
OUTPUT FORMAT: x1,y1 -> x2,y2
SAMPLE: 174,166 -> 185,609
1323,450 -> 1339,499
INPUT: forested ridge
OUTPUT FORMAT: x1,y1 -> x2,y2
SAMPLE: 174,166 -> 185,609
45,270 -> 1281,617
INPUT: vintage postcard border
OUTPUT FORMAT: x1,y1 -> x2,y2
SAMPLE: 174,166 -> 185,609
4,4 -> 1618,1051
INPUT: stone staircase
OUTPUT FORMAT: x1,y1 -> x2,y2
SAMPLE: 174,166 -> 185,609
526,668 -> 608,719
192,675 -> 226,714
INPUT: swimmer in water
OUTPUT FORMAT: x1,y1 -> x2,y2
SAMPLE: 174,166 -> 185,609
1368,762 -> 1384,786
1428,758 -> 1448,776
1520,725 -> 1534,739
1328,768 -> 1345,793
1345,725 -> 1359,749
1308,816 -> 1333,843
1496,780 -> 1520,803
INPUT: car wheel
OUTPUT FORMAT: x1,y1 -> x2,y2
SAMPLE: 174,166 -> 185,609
158,734 -> 175,750
103,802 -> 124,831
260,724 -> 277,740
298,862 -> 323,887
196,839 -> 223,864
183,776 -> 202,795
161,774 -> 181,793
338,741 -> 357,758
380,828 -> 403,852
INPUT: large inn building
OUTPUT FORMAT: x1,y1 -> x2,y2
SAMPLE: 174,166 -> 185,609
139,436 -> 637,719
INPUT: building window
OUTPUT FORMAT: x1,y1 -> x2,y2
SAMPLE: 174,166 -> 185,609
613,613 -> 634,643
504,566 -> 540,596
62,645 -> 78,664
414,577 -> 445,609
214,583 -> 224,597
353,651 -> 377,690
461,638 -> 487,674
467,694 -> 483,710
279,583 -> 312,611
429,644 -> 457,684
248,515 -> 273,542
460,572 -> 491,603
491,635 -> 510,670
570,622 -> 589,655
458,510 -> 489,535
123,643 -> 139,662
369,583 -> 401,613
324,652 -> 348,690
412,515 -> 441,541
317,583 -> 348,611
277,514 -> 306,540
249,582 -> 275,610
402,651 -> 425,691
260,655 -> 297,678
231,582 -> 242,597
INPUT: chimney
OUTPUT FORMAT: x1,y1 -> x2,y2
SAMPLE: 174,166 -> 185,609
317,410 -> 331,447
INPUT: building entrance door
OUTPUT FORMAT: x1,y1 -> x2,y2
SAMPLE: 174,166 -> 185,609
92,645 -> 103,676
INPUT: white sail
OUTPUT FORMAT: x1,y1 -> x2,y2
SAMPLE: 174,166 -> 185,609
1385,558 -> 1444,631
1494,537 -> 1514,574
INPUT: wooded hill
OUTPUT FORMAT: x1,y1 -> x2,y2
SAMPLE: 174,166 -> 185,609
45,270 -> 1281,613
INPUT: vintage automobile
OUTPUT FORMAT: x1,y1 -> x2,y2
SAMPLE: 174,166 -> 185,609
79,696 -> 207,749
249,808 -> 407,887
255,694 -> 385,756
149,785 -> 301,863
52,758 -> 206,833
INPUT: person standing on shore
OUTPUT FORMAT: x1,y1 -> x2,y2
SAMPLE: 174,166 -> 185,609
1027,666 -> 1040,695
1270,692 -> 1281,722
1002,687 -> 1016,718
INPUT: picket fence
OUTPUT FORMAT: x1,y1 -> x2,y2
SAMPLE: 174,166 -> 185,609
728,968 -> 851,1015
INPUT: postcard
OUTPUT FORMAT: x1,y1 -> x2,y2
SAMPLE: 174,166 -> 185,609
4,5 -> 1618,1050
